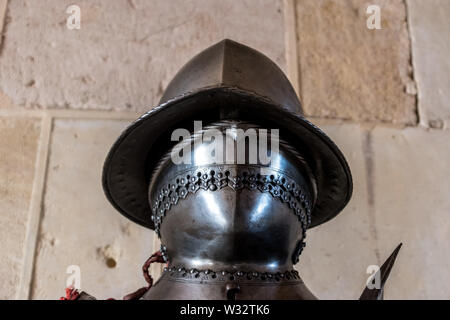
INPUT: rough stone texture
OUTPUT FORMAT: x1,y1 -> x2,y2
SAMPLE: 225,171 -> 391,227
0,0 -> 7,108
296,0 -> 417,124
31,119 -> 156,299
297,122 -> 450,299
296,123 -> 379,299
0,0 -> 6,37
0,0 -> 6,32
371,127 -> 450,299
407,0 -> 450,129
0,88 -> 13,109
0,116 -> 41,299
0,0 -> 285,112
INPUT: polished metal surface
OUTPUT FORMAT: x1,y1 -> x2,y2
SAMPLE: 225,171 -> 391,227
160,38 -> 302,113
142,120 -> 317,299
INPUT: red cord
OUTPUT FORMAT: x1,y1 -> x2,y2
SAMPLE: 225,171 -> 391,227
122,250 -> 166,300
60,250 -> 167,300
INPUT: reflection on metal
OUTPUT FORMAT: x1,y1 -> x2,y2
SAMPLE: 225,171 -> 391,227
250,195 -> 270,224
199,192 -> 228,228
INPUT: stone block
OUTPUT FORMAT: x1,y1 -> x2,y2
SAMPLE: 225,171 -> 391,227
296,0 -> 417,124
0,116 -> 41,299
31,119 -> 158,299
371,127 -> 450,299
407,0 -> 450,129
0,0 -> 285,112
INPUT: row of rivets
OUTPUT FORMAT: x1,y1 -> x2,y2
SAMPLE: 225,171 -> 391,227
151,168 -> 312,236
162,266 -> 301,282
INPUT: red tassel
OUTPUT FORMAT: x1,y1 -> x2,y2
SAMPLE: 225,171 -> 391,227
60,287 -> 80,300
59,250 -> 167,300
142,250 -> 165,286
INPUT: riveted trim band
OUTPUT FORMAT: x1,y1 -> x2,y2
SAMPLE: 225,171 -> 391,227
150,166 -> 312,259
163,265 -> 303,284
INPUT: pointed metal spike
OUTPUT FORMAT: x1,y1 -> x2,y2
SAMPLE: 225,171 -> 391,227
359,243 -> 402,300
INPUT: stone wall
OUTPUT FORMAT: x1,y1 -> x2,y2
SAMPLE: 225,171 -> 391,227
0,0 -> 448,299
